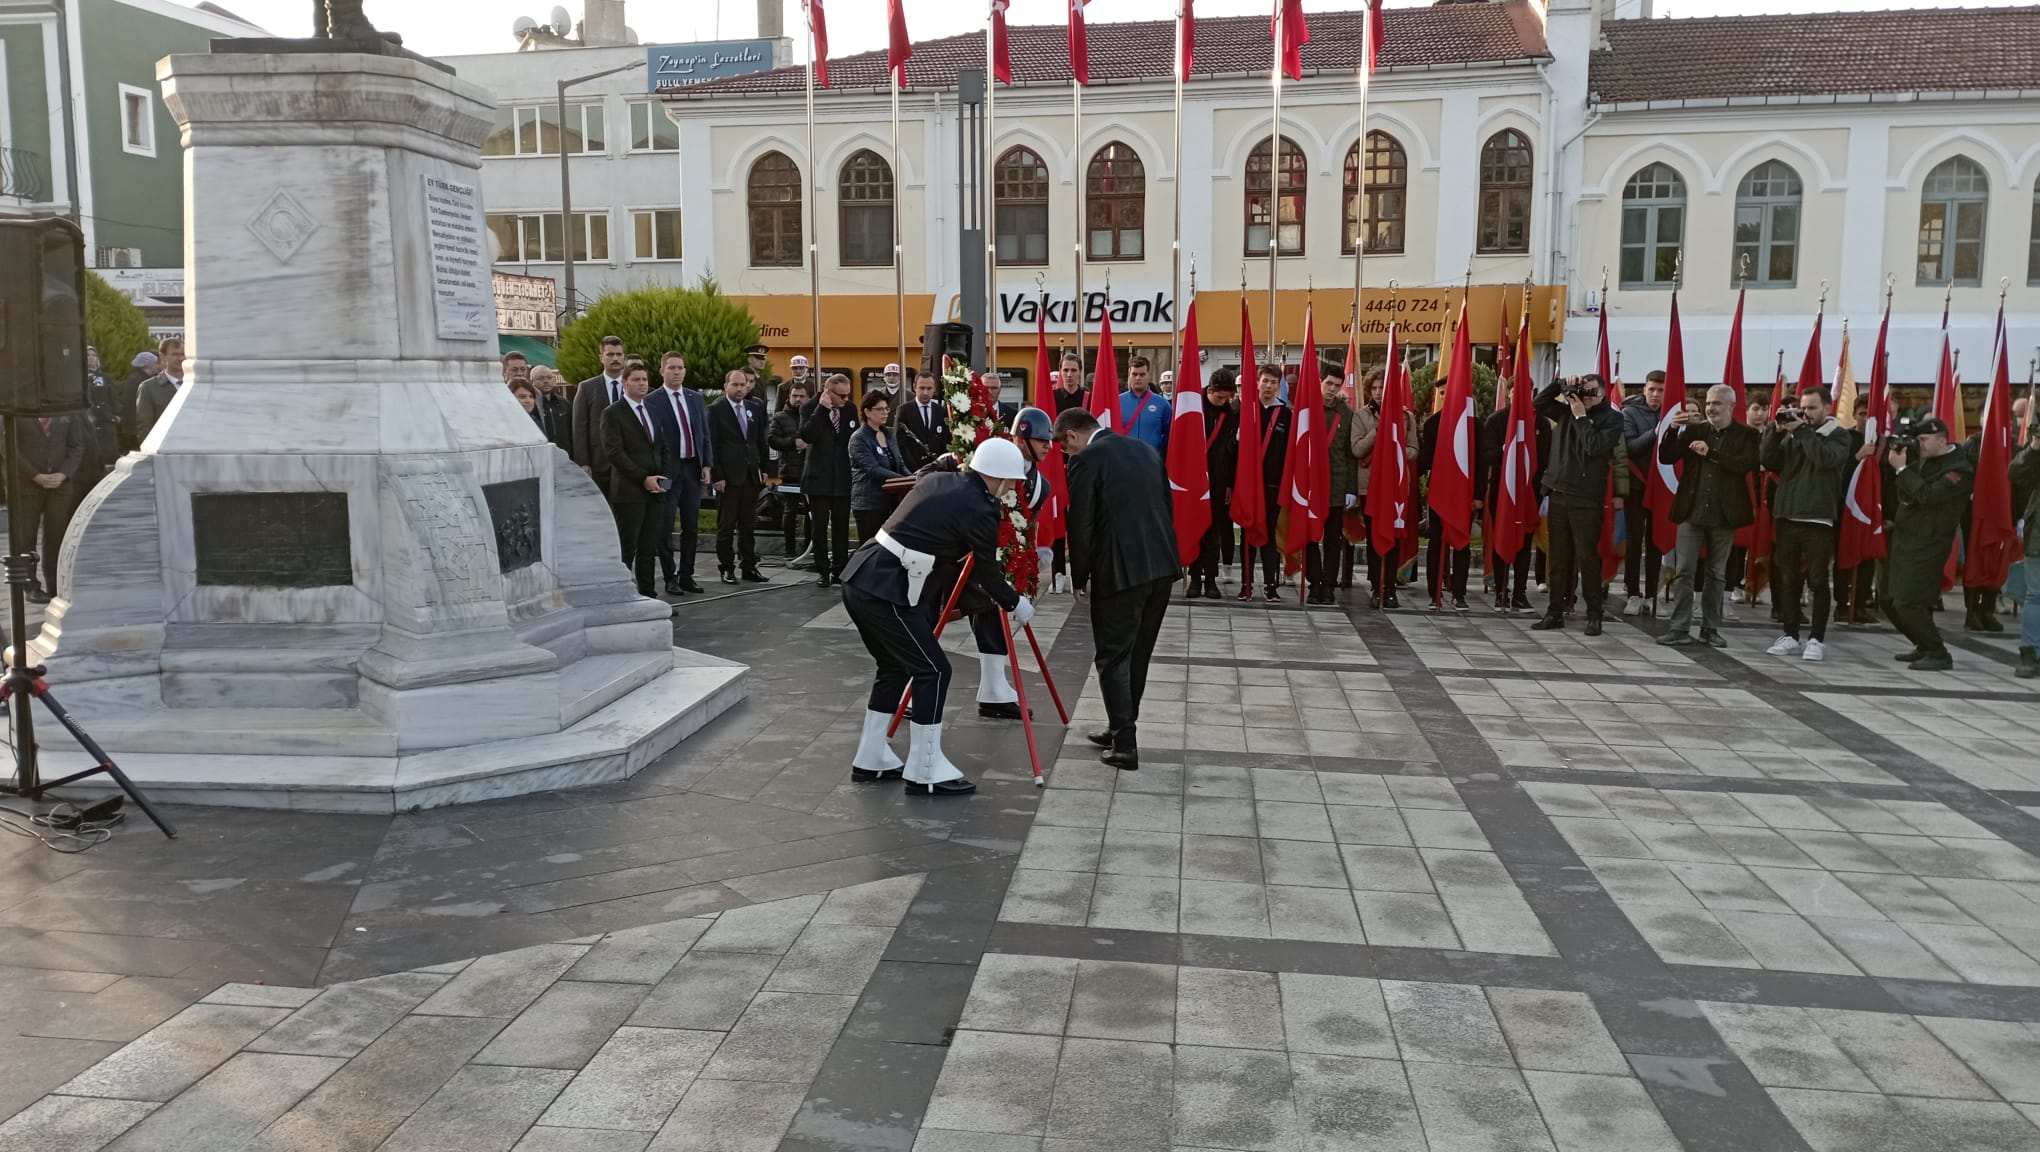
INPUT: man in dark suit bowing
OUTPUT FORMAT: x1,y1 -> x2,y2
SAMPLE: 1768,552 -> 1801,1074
802,373 -> 857,587
896,369 -> 949,472
600,359 -> 674,599
650,351 -> 713,595
1055,406 -> 1181,771
708,368 -> 769,585
572,335 -> 630,496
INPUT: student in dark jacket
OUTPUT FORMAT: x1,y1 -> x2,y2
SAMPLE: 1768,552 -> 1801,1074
1618,371 -> 1667,614
848,390 -> 908,541
1056,407 -> 1181,770
1417,408 -> 1474,611
1190,370 -> 1239,599
768,379 -> 814,566
1241,364 -> 1292,603
1479,405 -> 1532,611
1532,374 -> 1626,634
1656,385 -> 1761,646
12,411 -> 86,601
706,369 -> 768,585
1757,386 -> 1853,659
599,360 -> 674,599
802,373 -> 857,585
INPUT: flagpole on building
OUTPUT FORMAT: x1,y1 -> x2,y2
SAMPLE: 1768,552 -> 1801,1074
1266,3 -> 1284,372
1072,77 -> 1086,382
804,2 -> 823,378
1349,4 -> 1373,380
1170,0 -> 1186,383
892,70 -> 907,379
984,8 -> 998,379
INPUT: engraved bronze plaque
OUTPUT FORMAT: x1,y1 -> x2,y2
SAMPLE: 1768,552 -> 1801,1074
192,491 -> 352,587
484,477 -> 541,572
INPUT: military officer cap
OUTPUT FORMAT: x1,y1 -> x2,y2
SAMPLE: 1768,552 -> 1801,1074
1910,417 -> 1951,438
745,343 -> 770,356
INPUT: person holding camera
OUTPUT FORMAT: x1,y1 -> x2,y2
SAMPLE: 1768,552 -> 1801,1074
1885,417 -> 1975,671
1759,387 -> 1852,661
2008,399 -> 2040,678
1531,374 -> 1626,634
1656,386 -> 1761,647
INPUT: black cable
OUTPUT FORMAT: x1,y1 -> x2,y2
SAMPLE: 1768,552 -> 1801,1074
0,800 -> 121,853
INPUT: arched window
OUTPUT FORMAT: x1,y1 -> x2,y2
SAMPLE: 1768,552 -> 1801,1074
1477,130 -> 1533,254
747,151 -> 802,267
1733,160 -> 1802,288
2029,186 -> 2039,285
994,146 -> 1050,266
1917,156 -> 1988,286
1086,143 -> 1145,260
838,150 -> 894,268
1246,135 -> 1306,256
1619,163 -> 1685,288
1344,131 -> 1406,255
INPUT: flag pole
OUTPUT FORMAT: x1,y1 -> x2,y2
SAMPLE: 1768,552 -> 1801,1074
1170,0 -> 1186,384
1073,77 -> 1086,385
892,66 -> 907,380
984,10 -> 998,379
1266,2 -> 1284,372
805,2 -> 822,379
1349,3 -> 1372,384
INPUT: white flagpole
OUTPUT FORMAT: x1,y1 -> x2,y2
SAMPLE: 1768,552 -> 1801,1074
1266,4 -> 1283,380
1170,0 -> 1185,382
1350,11 -> 1372,377
893,71 -> 908,379
1073,77 -> 1085,385
985,9 -> 998,379
805,2 -> 823,378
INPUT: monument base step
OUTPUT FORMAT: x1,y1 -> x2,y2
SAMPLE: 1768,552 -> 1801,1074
25,649 -> 746,813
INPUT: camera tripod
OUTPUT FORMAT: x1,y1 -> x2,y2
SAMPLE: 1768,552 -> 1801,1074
1,423 -> 174,838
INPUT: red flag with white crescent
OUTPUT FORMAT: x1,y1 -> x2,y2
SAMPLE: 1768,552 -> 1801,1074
808,0 -> 830,88
1280,303 -> 1323,558
1839,302 -> 1891,569
1031,292 -> 1066,546
1274,0 -> 1310,82
990,0 -> 1012,84
1068,0 -> 1089,84
887,0 -> 912,87
1492,309 -> 1539,564
1366,0 -> 1385,73
1168,296 -> 1211,566
1232,298 -> 1268,548
1427,296 -> 1477,550
1967,307 -> 2017,589
1366,323 -> 1412,557
1088,307 -> 1120,432
1179,0 -> 1195,82
1646,293 -> 1687,554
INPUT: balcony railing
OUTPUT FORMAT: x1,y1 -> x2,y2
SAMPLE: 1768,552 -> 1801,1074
1,148 -> 51,202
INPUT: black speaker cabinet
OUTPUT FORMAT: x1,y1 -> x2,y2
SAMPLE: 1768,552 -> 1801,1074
0,217 -> 90,417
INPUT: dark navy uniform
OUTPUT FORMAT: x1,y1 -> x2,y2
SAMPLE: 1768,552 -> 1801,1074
842,469 -> 1022,724
916,453 -> 1047,658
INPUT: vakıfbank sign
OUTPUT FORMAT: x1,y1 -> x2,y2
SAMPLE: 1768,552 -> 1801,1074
990,285 -> 1177,333
646,40 -> 774,92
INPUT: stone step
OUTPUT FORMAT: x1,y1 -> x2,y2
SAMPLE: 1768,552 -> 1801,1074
35,707 -> 400,758
558,651 -> 674,728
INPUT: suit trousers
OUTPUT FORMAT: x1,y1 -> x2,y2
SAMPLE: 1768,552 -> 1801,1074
1251,490 -> 1283,591
1624,499 -> 1663,599
809,494 -> 852,577
844,586 -> 951,723
716,480 -> 761,572
1091,577 -> 1173,753
612,497 -> 664,596
1489,553 -> 1532,605
1887,596 -> 1948,661
13,483 -> 71,593
659,463 -> 703,581
1194,487 -> 1233,581
1773,519 -> 1836,642
1307,511 -> 1348,595
1424,528 -> 1472,602
1544,499 -> 1608,621
1666,522 -> 1735,635
780,491 -> 810,553
853,507 -> 889,545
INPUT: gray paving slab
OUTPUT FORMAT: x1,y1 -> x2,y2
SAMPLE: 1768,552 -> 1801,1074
921,1030 -> 1061,1137
242,1014 -> 505,1152
1045,1037 -> 1175,1150
473,980 -> 651,1070
811,874 -> 927,927
563,919 -> 712,985
1700,1002 -> 1879,1091
1066,960 -> 1176,1043
1404,1062 -> 1557,1152
1521,1069 -> 1682,1152
958,953 -> 1077,1036
627,951 -> 781,1031
697,991 -> 857,1083
763,923 -> 894,995
0,1097 -> 158,1152
244,971 -> 451,1058
1277,972 -> 1397,1060
1170,1045 -> 1298,1152
645,1078 -> 807,1152
692,894 -> 826,954
538,1026 -> 722,1132
411,945 -> 586,1019
1175,966 -> 1285,1050
1383,980 -> 1515,1068
1918,1017 -> 2040,1104
1487,988 -> 1630,1076
103,1052 -> 343,1152
55,1003 -> 288,1102
377,1064 -> 574,1152
512,1127 -> 652,1152
1289,1053 -> 1426,1152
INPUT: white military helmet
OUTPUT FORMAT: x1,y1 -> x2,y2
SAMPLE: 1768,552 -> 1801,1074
790,355 -> 810,368
969,437 -> 1028,481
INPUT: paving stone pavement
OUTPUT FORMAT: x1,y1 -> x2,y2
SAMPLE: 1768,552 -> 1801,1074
5,574 -> 2040,1151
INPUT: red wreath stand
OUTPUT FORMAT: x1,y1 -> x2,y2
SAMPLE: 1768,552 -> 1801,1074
884,555 -> 1066,787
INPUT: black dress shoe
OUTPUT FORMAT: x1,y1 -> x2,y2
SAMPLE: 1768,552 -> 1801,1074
978,701 -> 1029,720
1584,616 -> 1604,637
906,778 -> 977,795
815,573 -> 834,588
1381,593 -> 1401,610
25,589 -> 50,605
664,579 -> 685,596
1086,729 -> 1115,748
679,578 -> 705,594
741,568 -> 768,583
1530,616 -> 1564,631
720,570 -> 739,586
851,767 -> 903,783
1201,581 -> 1222,600
1101,749 -> 1139,771
1700,630 -> 1728,648
1893,649 -> 1922,663
1907,652 -> 1954,672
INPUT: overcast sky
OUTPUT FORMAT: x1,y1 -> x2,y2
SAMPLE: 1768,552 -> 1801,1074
201,0 -> 2028,61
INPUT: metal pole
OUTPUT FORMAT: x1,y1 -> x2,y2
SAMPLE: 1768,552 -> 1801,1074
558,79 -> 575,320
2,416 -> 36,796
1350,13 -> 1372,373
1073,79 -> 1085,384
1267,8 -> 1283,369
893,79 -> 907,378
806,5 -> 822,381
985,22 -> 999,379
1170,0 -> 1185,382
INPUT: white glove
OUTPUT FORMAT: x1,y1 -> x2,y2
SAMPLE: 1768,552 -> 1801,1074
1344,494 -> 1357,509
1036,546 -> 1053,571
1011,596 -> 1035,627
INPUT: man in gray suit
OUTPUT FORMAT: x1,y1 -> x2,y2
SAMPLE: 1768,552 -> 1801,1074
12,412 -> 86,602
571,335 -> 630,496
1055,406 -> 1182,771
134,337 -> 185,442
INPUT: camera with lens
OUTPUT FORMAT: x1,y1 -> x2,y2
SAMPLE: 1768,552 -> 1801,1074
1774,406 -> 1806,427
1559,377 -> 1595,399
1888,416 -> 1919,459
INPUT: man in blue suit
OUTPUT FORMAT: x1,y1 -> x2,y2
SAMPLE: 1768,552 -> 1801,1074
649,351 -> 713,595
1117,355 -> 1171,457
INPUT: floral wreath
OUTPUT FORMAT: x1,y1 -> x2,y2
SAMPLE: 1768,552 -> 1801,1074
942,358 -> 1040,597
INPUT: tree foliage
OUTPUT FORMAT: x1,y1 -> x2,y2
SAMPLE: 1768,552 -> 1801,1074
1409,360 -> 1500,420
84,270 -> 151,376
558,277 -> 759,389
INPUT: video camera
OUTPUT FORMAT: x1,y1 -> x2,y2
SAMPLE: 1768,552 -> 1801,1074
1774,406 -> 1807,428
1889,416 -> 1919,460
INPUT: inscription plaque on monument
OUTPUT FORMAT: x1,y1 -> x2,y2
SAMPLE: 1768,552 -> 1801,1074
483,477 -> 542,572
192,491 -> 353,586
422,174 -> 492,341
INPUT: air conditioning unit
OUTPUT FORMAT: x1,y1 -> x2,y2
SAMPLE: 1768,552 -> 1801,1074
98,246 -> 144,268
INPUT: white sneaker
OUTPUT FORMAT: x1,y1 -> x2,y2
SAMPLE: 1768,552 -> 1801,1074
1623,595 -> 1644,617
1766,635 -> 1800,656
1730,590 -> 1746,604
1802,639 -> 1825,662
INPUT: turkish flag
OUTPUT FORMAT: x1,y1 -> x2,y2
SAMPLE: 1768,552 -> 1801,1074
1645,293 -> 1687,555
887,0 -> 912,87
808,0 -> 831,88
1168,297 -> 1212,566
1179,0 -> 1195,81
1031,293 -> 1066,547
1839,302 -> 1891,569
1280,304 -> 1324,558
1966,308 -> 2017,589
1724,288 -> 1748,420
1933,328 -> 1963,438
1427,297 -> 1478,550
1232,297 -> 1268,548
1068,0 -> 1089,85
1366,0 -> 1386,72
1088,307 -> 1120,433
1492,310 -> 1540,565
990,0 -> 1012,84
1366,325 -> 1413,558
1275,0 -> 1310,81
1797,312 -> 1824,399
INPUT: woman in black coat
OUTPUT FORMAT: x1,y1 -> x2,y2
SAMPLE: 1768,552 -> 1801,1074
848,390 -> 908,540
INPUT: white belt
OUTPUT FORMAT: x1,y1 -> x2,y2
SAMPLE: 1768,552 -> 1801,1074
875,530 -> 938,603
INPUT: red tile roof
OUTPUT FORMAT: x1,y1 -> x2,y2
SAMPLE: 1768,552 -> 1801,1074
683,3 -> 1547,96
1591,7 -> 2040,104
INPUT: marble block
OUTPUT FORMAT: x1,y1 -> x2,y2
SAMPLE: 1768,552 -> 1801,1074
28,49 -> 744,809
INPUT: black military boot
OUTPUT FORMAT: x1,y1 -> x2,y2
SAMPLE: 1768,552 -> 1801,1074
2017,647 -> 2039,680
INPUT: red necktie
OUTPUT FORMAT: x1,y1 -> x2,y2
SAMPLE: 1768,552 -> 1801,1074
832,407 -> 842,433
636,404 -> 653,440
40,417 -> 52,434
671,393 -> 691,457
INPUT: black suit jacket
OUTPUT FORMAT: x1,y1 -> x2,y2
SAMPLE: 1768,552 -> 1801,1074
647,385 -> 712,479
1066,430 -> 1181,595
840,470 -> 1020,610
707,395 -> 766,487
801,402 -> 856,498
895,397 -> 949,472
535,392 -> 573,455
601,399 -> 671,505
573,374 -> 624,479
11,413 -> 86,487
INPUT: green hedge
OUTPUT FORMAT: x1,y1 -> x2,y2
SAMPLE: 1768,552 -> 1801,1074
559,276 -> 758,388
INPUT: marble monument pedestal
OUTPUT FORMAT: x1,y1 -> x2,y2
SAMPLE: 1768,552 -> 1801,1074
26,50 -> 744,813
